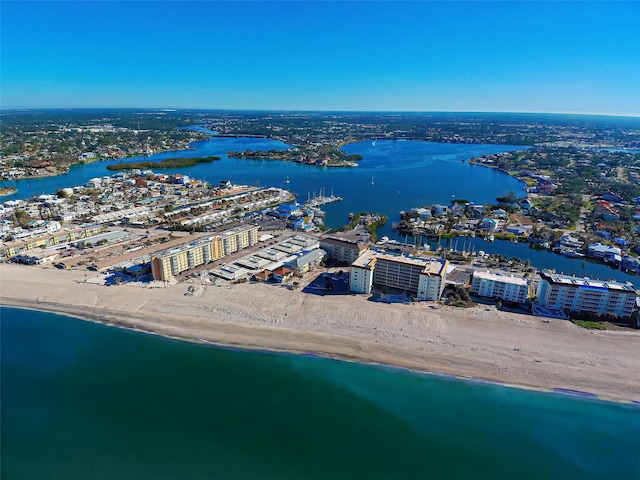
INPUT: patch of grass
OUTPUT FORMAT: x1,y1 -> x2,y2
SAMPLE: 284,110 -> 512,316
571,319 -> 607,330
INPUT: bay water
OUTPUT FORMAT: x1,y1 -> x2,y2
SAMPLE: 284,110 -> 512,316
3,135 -> 637,285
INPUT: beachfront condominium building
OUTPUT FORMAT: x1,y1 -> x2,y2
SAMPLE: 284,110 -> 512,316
536,270 -> 638,319
150,224 -> 260,281
471,270 -> 529,304
320,235 -> 369,265
349,249 -> 448,301
219,224 -> 259,256
151,236 -> 222,281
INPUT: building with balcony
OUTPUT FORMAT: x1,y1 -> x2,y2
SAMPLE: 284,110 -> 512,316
151,236 -> 222,281
349,249 -> 448,301
150,224 -> 260,281
320,235 -> 369,265
470,270 -> 529,304
536,270 -> 637,319
218,224 -> 259,256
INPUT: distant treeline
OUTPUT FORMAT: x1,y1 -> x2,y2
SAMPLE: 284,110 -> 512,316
106,156 -> 220,171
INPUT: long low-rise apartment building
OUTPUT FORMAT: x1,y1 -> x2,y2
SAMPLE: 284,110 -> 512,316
151,224 -> 259,281
536,270 -> 638,319
470,270 -> 529,304
1,224 -> 104,259
219,224 -> 259,256
349,249 -> 449,301
151,236 -> 222,281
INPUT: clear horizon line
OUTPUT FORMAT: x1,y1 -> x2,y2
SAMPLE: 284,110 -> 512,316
1,106 -> 639,119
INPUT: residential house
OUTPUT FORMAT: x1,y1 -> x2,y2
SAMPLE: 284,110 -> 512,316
479,218 -> 499,232
271,267 -> 293,283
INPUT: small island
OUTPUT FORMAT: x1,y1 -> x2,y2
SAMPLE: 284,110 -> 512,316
106,156 -> 221,171
227,149 -> 363,167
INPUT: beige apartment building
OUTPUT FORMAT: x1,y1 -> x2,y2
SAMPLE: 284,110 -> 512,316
349,249 -> 449,301
151,224 -> 259,281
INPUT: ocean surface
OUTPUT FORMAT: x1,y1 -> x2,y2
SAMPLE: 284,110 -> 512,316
2,307 -> 639,479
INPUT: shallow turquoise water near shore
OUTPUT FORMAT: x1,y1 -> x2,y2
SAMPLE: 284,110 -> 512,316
2,307 -> 639,479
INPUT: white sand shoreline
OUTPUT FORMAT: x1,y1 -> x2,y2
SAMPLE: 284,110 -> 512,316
2,263 -> 639,403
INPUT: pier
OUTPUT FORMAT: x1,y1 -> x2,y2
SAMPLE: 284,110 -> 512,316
304,188 -> 342,208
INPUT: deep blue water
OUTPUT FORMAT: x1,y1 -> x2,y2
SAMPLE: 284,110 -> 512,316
2,307 -> 639,479
4,135 -> 639,285
2,137 -> 525,214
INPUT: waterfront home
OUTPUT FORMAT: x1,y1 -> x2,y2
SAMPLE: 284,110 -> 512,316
506,225 -> 533,236
433,204 -> 449,216
450,203 -> 466,216
479,218 -> 499,232
410,207 -> 432,220
621,255 -> 640,273
587,242 -> 622,259
559,234 -> 584,249
86,178 -> 102,189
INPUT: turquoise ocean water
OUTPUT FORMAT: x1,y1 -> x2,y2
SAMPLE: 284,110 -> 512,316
2,307 -> 639,479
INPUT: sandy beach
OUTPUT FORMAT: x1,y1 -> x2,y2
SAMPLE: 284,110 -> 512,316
2,262 -> 639,403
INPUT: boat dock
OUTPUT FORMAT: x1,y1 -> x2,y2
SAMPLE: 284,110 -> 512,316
304,188 -> 342,208
305,195 -> 343,207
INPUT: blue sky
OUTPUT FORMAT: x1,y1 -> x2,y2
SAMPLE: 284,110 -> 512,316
2,1 -> 639,116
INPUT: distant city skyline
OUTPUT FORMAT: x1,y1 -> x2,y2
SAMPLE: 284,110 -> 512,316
1,1 -> 639,117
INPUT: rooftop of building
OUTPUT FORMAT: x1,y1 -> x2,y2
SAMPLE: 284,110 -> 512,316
540,270 -> 635,292
351,248 -> 447,276
321,232 -> 370,246
156,235 -> 219,260
473,270 -> 529,286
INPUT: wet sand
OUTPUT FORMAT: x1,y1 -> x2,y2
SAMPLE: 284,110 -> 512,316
1,263 -> 639,403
